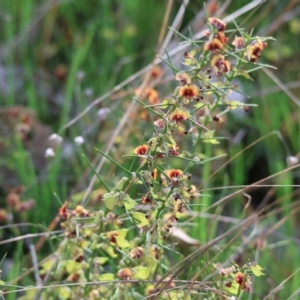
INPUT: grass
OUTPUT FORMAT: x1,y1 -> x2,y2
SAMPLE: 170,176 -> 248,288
0,0 -> 300,299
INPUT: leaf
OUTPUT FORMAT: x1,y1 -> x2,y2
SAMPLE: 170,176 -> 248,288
183,58 -> 195,66
224,280 -> 239,295
56,287 -> 71,299
235,69 -> 252,80
124,195 -> 136,210
168,136 -> 177,149
201,130 -> 219,144
160,98 -> 175,109
65,260 -> 82,274
102,245 -> 118,258
93,257 -> 109,265
118,228 -> 128,238
145,256 -> 158,274
115,177 -> 128,190
197,153 -> 207,159
250,263 -> 265,276
17,288 -> 37,300
41,258 -> 56,272
201,130 -> 215,139
169,291 -> 191,300
103,193 -> 118,210
97,273 -> 114,281
131,212 -> 149,226
226,100 -> 243,110
202,138 -> 219,144
115,236 -> 131,249
193,102 -> 206,109
133,266 -> 150,280
289,18 -> 300,34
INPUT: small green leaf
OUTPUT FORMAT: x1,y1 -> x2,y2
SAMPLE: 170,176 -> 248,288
183,58 -> 195,66
201,130 -> 214,139
115,236 -> 131,248
224,280 -> 239,295
133,266 -> 150,279
201,130 -> 219,144
124,195 -> 136,210
202,138 -> 219,144
226,100 -> 243,110
65,260 -> 82,274
250,263 -> 265,276
41,258 -> 56,272
115,177 -> 128,190
93,257 -> 109,265
97,273 -> 115,281
57,287 -> 71,299
235,69 -> 253,80
17,288 -> 37,300
145,256 -> 158,274
118,228 -> 128,238
103,193 -> 118,210
131,212 -> 149,226
160,98 -> 175,109
102,245 -> 118,258
168,136 -> 177,149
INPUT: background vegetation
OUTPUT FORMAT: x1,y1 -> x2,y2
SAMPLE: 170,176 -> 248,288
0,0 -> 299,299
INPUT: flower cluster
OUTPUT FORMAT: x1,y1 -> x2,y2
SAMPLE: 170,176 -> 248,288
215,262 -> 264,296
34,16 -> 270,300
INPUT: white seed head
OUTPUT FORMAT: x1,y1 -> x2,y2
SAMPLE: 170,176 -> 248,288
45,148 -> 55,158
287,156 -> 299,167
76,71 -> 85,82
48,133 -> 63,146
74,136 -> 85,145
84,88 -> 93,97
97,107 -> 111,121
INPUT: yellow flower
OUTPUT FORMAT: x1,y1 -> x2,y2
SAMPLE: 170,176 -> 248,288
169,109 -> 188,124
134,145 -> 149,155
178,85 -> 199,99
208,17 -> 226,31
204,38 -> 224,51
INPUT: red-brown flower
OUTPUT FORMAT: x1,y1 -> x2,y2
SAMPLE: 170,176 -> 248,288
153,118 -> 165,129
134,145 -> 149,155
134,87 -> 159,105
212,115 -> 223,123
58,201 -> 68,221
149,66 -> 163,79
130,247 -> 144,259
167,169 -> 183,178
75,205 -> 89,217
107,230 -> 119,243
208,17 -> 226,31
178,85 -> 199,99
204,38 -> 224,52
151,168 -> 158,180
211,54 -> 231,75
175,72 -> 192,86
117,268 -> 132,280
169,149 -> 179,156
142,193 -> 152,203
235,272 -> 245,285
169,109 -> 188,124
215,31 -> 228,44
246,41 -> 267,62
232,36 -> 245,50
0,209 -> 7,223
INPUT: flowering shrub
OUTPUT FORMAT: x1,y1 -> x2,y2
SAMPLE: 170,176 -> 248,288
10,17 -> 272,300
